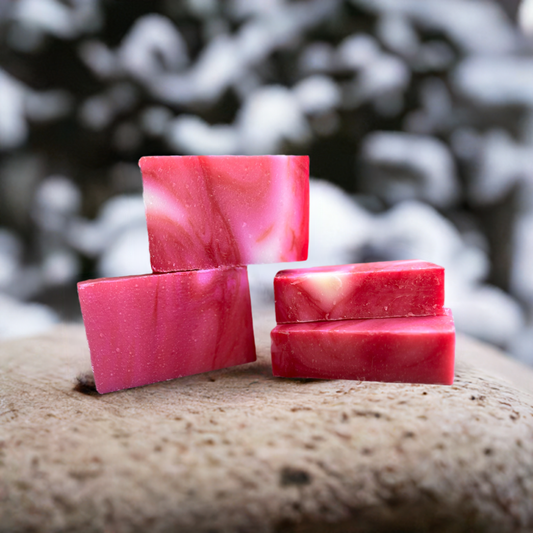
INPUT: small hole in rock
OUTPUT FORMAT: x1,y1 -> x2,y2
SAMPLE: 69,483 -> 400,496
74,373 -> 98,396
280,467 -> 312,487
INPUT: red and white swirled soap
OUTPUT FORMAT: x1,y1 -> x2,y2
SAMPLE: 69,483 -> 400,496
271,310 -> 455,385
78,266 -> 256,394
274,260 -> 445,324
139,155 -> 310,272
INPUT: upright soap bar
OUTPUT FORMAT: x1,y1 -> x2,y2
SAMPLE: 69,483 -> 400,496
78,266 -> 256,393
274,260 -> 445,324
140,155 -> 310,272
271,310 -> 455,385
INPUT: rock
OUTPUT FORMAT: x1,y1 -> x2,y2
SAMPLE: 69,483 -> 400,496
1,309 -> 533,532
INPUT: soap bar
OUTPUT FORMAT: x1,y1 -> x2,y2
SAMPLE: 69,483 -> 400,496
271,310 -> 455,384
140,155 -> 309,272
78,266 -> 256,393
274,260 -> 445,324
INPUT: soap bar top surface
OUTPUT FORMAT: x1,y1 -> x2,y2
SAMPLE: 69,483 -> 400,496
78,266 -> 256,394
274,260 -> 445,324
140,155 -> 309,272
271,309 -> 455,385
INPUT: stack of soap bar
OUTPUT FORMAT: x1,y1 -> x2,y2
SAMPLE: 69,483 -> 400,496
271,260 -> 455,385
79,267 -> 255,394
79,155 -> 310,393
140,155 -> 309,272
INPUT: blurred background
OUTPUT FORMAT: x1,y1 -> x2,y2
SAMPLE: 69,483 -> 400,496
1,0 -> 533,363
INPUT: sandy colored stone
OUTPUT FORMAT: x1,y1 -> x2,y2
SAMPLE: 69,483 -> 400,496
1,309 -> 533,533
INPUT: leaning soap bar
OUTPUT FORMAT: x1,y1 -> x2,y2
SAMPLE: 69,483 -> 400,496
274,260 -> 445,324
271,310 -> 455,384
140,155 -> 309,272
78,266 -> 256,393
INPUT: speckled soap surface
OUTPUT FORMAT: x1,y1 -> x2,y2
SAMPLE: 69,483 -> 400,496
78,266 -> 256,393
274,260 -> 445,324
140,155 -> 310,272
271,309 -> 455,384
1,309 -> 533,533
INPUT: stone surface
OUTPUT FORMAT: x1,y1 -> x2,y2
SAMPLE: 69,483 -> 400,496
1,309 -> 533,532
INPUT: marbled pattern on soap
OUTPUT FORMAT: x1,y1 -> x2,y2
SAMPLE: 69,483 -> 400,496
140,155 -> 309,272
274,260 -> 445,324
78,266 -> 256,393
271,309 -> 455,384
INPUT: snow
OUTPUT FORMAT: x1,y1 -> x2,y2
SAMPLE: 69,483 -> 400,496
237,86 -> 310,154
336,35 -> 381,70
32,176 -> 81,234
0,69 -> 27,149
471,130 -> 533,205
0,229 -> 22,291
293,75 -> 341,115
98,225 -> 151,279
119,15 -> 188,82
13,0 -> 76,39
454,57 -> 533,108
167,115 -> 239,155
361,132 -> 459,207
355,0 -> 517,54
519,0 -> 533,37
0,293 -> 58,340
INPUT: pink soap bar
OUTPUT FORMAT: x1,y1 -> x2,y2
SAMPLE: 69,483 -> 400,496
274,260 -> 445,324
78,266 -> 256,393
271,309 -> 455,384
139,155 -> 310,272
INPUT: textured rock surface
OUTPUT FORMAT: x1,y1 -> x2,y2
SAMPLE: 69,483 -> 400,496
1,309 -> 533,533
